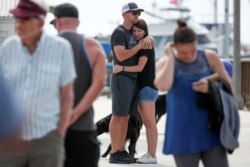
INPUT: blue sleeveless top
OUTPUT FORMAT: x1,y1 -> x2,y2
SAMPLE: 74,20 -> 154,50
163,50 -> 221,155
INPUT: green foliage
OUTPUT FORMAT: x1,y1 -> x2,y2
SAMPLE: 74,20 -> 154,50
49,6 -> 55,13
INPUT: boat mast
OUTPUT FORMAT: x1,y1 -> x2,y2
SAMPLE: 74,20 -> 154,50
223,0 -> 230,58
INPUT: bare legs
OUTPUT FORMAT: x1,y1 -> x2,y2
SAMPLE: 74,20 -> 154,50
139,102 -> 158,157
109,115 -> 129,152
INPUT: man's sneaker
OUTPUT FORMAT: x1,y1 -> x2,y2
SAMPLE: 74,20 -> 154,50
136,153 -> 157,164
109,150 -> 135,164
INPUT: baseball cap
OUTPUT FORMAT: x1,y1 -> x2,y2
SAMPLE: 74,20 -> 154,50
50,3 -> 78,24
121,2 -> 144,14
9,0 -> 48,18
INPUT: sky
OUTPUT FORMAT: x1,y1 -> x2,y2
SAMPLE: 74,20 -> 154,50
43,0 -> 250,44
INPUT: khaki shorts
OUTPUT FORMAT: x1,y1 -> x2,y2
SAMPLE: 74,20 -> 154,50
0,130 -> 64,167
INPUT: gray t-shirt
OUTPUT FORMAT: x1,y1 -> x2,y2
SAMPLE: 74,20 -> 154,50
111,25 -> 138,79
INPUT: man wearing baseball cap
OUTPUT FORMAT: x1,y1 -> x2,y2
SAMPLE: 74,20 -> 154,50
109,2 -> 154,164
49,3 -> 79,26
50,3 -> 107,167
0,0 -> 76,167
121,2 -> 144,14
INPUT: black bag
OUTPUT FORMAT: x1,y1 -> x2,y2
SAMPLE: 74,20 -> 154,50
197,79 -> 232,133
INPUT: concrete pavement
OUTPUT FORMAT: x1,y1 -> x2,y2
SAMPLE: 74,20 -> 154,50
94,97 -> 250,167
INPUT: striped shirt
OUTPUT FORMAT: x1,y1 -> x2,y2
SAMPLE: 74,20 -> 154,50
0,32 -> 76,140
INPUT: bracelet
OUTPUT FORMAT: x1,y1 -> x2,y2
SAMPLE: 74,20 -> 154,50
122,66 -> 125,71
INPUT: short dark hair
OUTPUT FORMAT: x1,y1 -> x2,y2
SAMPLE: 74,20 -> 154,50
50,3 -> 78,24
173,19 -> 197,44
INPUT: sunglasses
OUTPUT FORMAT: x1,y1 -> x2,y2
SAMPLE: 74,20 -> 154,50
130,11 -> 141,16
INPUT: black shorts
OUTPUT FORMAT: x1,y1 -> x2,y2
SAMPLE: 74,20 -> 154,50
64,129 -> 100,167
111,74 -> 138,116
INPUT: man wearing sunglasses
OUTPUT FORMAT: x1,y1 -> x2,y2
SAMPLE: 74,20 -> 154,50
109,2 -> 154,164
0,0 -> 76,167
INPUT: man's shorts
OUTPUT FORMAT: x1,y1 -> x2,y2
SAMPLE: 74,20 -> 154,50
139,86 -> 158,102
111,74 -> 138,116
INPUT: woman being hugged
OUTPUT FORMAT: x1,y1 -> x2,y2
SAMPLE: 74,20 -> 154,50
154,19 -> 232,167
113,19 -> 158,164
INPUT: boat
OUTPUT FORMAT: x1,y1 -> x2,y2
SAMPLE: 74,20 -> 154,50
145,7 -> 218,60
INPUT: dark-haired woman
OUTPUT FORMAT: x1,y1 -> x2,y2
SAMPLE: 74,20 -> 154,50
113,19 -> 158,164
154,19 -> 232,167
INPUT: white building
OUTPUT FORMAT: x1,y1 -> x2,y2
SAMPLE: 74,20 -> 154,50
0,0 -> 18,45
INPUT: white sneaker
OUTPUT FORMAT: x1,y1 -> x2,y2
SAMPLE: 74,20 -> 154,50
136,153 -> 157,164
